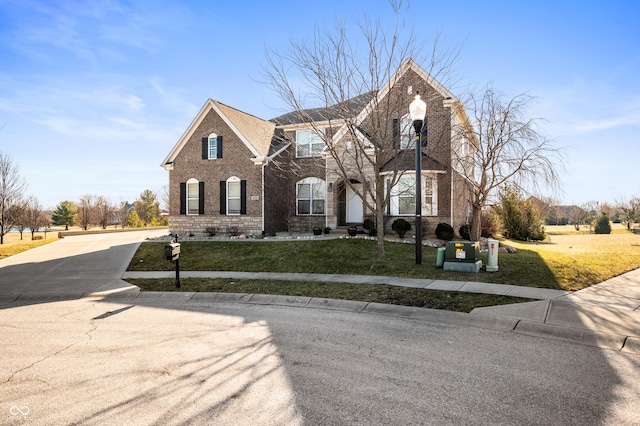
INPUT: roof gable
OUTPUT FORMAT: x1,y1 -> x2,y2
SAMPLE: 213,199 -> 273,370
162,99 -> 275,168
333,58 -> 458,143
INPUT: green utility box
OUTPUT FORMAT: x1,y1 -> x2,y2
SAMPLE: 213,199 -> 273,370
445,241 -> 479,263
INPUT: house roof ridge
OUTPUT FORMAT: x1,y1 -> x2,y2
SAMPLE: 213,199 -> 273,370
211,99 -> 269,123
213,100 -> 275,157
270,91 -> 377,126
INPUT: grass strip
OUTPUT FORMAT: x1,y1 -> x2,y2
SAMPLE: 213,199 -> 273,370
0,238 -> 59,260
126,278 -> 533,313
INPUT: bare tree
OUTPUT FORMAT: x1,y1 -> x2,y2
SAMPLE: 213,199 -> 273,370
616,196 -> 640,230
454,87 -> 566,240
95,196 -> 113,230
0,152 -> 27,244
15,205 -> 28,239
263,2 -> 459,259
23,196 -> 47,239
77,194 -> 97,231
160,185 -> 169,213
116,201 -> 130,228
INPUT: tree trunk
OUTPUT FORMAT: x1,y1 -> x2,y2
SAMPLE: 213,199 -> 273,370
375,178 -> 386,260
375,209 -> 386,261
470,205 -> 482,241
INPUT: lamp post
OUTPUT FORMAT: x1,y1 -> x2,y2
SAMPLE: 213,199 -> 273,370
409,93 -> 427,264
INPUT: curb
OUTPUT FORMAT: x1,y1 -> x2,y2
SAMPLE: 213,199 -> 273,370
3,291 -> 637,354
513,320 -> 628,351
622,337 -> 640,354
363,303 -> 520,332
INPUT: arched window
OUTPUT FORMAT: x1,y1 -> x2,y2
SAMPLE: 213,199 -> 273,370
226,176 -> 241,215
186,178 -> 200,215
296,177 -> 325,215
202,133 -> 222,159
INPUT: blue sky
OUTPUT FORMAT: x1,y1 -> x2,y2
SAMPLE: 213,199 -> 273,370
1,0 -> 638,209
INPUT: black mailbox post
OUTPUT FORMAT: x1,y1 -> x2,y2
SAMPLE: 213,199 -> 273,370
165,235 -> 181,288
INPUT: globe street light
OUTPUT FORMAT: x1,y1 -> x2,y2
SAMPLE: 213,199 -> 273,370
409,93 -> 427,264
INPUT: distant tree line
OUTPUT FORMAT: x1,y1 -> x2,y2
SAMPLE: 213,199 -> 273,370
540,197 -> 640,231
51,189 -> 167,231
477,194 -> 640,241
0,150 -> 167,244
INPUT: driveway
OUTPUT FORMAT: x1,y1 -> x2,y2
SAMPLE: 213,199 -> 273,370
0,229 -> 167,297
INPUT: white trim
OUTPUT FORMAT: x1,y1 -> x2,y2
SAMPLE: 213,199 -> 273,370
386,173 -> 438,217
226,176 -> 241,216
295,128 -> 325,158
162,99 -> 262,169
275,119 -> 345,131
207,133 -> 218,159
296,177 -> 326,216
211,102 -> 261,157
186,178 -> 199,216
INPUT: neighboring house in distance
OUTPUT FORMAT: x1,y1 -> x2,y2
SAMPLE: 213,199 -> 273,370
161,59 -> 476,237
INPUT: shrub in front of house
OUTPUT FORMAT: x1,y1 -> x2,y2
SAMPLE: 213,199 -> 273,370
435,223 -> 455,241
363,218 -> 377,236
459,224 -> 471,240
594,213 -> 612,234
391,218 -> 411,238
481,211 -> 500,238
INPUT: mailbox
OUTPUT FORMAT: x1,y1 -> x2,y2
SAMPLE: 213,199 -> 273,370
445,241 -> 479,263
164,243 -> 180,261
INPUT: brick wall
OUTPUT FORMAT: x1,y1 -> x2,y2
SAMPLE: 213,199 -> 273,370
169,107 -> 264,236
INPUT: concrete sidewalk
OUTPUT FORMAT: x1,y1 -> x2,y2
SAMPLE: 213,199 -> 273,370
472,268 -> 640,353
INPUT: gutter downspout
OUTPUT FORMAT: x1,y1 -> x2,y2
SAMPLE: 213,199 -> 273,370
451,173 -> 454,229
325,154 -> 329,229
262,162 -> 266,234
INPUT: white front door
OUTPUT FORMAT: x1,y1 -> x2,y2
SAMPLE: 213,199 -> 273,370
346,184 -> 364,223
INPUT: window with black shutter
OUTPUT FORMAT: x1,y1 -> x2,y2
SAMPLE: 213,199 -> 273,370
202,134 -> 223,159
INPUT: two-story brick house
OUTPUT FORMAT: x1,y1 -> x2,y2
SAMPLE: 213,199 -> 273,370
162,59 -> 475,237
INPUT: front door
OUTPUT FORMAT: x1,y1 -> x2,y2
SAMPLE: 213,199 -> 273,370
346,184 -> 364,223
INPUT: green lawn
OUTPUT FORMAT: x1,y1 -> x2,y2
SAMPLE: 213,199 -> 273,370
126,277 -> 532,313
124,230 -> 640,312
128,230 -> 640,291
0,237 -> 59,259
129,239 -> 564,287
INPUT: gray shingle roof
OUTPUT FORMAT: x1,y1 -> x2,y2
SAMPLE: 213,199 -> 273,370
270,91 -> 377,126
381,151 -> 448,173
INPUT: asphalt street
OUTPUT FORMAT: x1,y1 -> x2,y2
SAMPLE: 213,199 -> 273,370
1,231 -> 639,425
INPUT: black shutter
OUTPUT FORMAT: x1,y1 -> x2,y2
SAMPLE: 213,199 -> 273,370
421,125 -> 428,147
198,182 -> 205,214
240,180 -> 247,214
217,135 -> 223,158
392,119 -> 399,148
179,183 -> 186,215
219,181 -> 226,215
202,138 -> 208,159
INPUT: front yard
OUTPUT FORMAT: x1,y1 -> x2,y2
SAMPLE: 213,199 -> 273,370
127,227 -> 640,291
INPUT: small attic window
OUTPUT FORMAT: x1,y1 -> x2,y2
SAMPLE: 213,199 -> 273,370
202,134 -> 223,159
